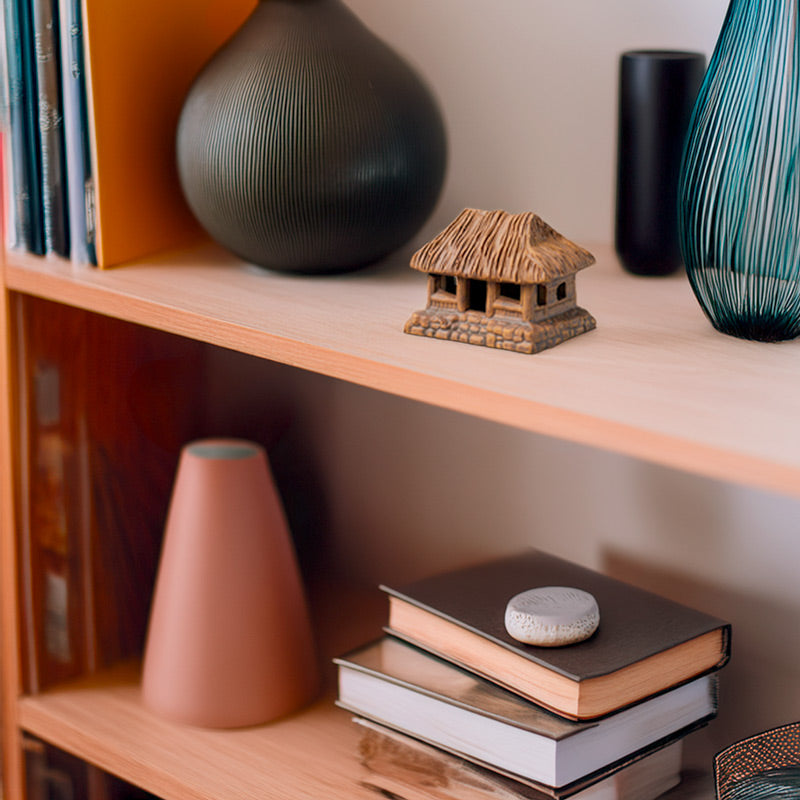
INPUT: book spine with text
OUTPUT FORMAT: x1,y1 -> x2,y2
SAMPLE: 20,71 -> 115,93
4,0 -> 45,254
32,0 -> 69,256
15,294 -> 90,691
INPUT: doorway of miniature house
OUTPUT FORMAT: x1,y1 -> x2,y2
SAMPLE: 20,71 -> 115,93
466,279 -> 488,312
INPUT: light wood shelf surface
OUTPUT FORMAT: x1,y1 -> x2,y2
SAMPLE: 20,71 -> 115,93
16,583 -> 388,800
16,661 -> 716,800
4,243 -> 799,496
18,662 -> 380,800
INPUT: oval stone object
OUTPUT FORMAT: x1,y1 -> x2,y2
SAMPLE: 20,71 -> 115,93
504,587 -> 599,646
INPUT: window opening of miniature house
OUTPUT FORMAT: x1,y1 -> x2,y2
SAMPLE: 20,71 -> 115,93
537,284 -> 548,306
434,275 -> 457,299
557,282 -> 567,301
499,282 -> 521,302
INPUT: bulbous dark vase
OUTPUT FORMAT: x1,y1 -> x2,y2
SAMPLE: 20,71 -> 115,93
176,0 -> 447,274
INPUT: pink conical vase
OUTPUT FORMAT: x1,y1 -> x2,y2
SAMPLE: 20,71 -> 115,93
141,439 -> 320,728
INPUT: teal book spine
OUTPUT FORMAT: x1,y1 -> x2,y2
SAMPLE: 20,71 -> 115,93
4,0 -> 45,254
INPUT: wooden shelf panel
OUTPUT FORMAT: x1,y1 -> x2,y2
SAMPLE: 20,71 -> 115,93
16,664 -> 717,800
18,662 -> 383,800
5,244 -> 800,496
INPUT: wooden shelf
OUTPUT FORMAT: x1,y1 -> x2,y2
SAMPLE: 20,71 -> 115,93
16,662 -> 717,800
4,243 -> 799,497
18,662 -> 377,800
15,581 -> 388,800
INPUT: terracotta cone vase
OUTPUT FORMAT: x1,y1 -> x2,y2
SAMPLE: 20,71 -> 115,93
141,439 -> 319,728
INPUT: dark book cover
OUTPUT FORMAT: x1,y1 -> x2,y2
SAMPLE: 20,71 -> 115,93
22,736 -> 158,800
32,0 -> 69,256
23,735 -> 89,800
382,550 -> 731,684
4,0 -> 45,254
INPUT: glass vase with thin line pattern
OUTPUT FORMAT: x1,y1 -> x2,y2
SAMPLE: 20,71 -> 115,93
678,0 -> 800,341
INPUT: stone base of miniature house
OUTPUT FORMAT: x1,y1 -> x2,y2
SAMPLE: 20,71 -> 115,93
404,307 -> 596,354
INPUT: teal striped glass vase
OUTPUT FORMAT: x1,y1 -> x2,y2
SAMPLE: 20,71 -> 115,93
678,0 -> 800,341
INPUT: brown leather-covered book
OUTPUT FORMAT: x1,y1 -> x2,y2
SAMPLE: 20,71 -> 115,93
381,550 -> 730,720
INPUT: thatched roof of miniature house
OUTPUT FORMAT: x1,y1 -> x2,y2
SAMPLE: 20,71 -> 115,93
410,209 -> 595,283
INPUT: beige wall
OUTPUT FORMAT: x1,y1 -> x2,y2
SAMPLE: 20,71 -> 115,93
329,0 -> 798,771
345,0 -> 728,244
212,0 -> 800,777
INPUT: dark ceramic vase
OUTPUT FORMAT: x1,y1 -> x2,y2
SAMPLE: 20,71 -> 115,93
615,51 -> 706,276
176,0 -> 447,274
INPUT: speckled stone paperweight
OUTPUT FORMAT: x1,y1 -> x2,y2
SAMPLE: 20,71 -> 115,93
505,586 -> 600,646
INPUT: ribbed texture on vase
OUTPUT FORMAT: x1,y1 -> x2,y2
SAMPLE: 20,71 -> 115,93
678,0 -> 800,341
176,0 -> 447,274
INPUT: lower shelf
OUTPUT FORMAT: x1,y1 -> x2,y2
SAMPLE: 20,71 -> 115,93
17,660 -> 717,800
18,660 -> 384,800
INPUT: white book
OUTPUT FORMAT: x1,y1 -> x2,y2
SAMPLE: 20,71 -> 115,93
336,637 -> 717,789
57,0 -> 91,264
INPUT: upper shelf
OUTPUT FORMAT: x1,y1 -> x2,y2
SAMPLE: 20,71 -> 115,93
4,243 -> 799,497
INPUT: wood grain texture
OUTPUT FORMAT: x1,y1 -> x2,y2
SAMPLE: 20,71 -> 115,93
4,243 -> 799,496
17,662 -> 412,800
15,581 -> 386,799
0,276 -> 24,797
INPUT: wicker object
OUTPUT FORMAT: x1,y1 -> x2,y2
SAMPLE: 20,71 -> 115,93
715,723 -> 800,800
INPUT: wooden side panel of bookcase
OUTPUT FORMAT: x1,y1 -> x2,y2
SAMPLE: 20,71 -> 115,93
1,285 -> 25,797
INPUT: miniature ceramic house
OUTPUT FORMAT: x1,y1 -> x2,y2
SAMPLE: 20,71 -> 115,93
404,209 -> 596,354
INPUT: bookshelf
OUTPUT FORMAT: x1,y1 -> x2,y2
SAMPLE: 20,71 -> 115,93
2,240 -> 799,799
4,244 -> 800,495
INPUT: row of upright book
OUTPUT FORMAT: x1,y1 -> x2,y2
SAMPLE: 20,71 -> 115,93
1,0 -> 254,267
14,294 -> 209,695
3,0 -> 79,259
336,550 -> 731,800
24,733 -> 161,800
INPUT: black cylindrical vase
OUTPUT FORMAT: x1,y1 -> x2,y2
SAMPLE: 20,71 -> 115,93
176,0 -> 447,275
615,50 -> 706,276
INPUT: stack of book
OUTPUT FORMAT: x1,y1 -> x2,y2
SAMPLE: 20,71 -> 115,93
335,549 -> 731,800
2,0 -> 252,266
